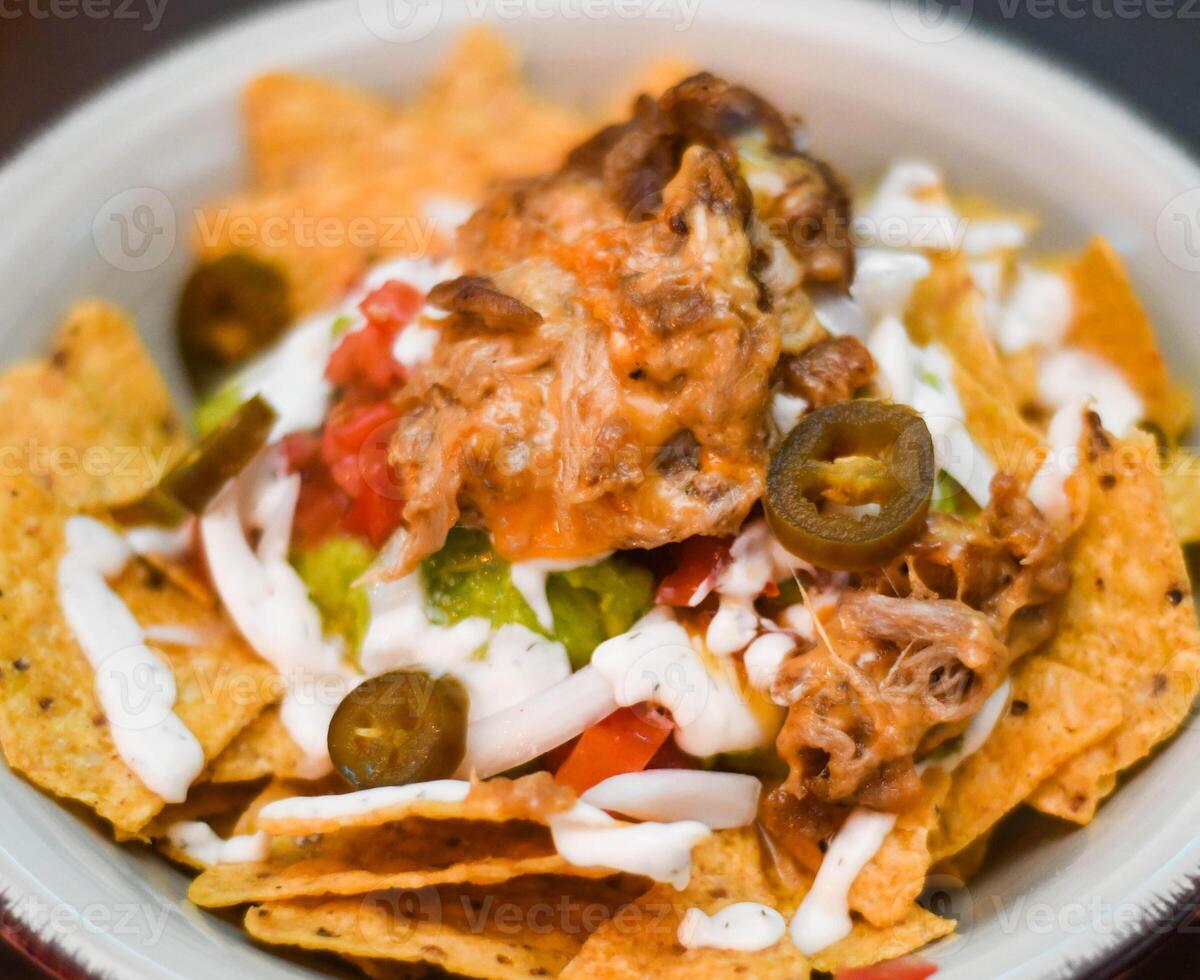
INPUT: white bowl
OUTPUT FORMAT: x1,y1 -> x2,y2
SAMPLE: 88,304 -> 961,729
1,1 -> 1197,977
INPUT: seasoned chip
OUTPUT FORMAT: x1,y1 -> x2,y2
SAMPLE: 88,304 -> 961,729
207,706 -> 306,784
1067,237 -> 1192,438
196,29 -> 592,317
562,829 -> 812,980
0,473 -> 276,834
1162,448 -> 1200,543
245,874 -> 646,980
244,73 -> 396,190
0,302 -> 186,510
1028,428 -> 1200,823
849,769 -> 951,929
808,907 -> 954,974
190,817 -> 610,908
931,656 -> 1123,860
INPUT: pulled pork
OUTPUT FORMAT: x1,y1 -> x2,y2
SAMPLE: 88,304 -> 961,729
382,74 -> 853,573
774,473 -> 1070,815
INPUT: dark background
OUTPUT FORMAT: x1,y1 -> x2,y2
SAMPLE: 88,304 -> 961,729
0,0 -> 1197,977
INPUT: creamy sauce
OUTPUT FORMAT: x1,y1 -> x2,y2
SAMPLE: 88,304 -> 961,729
961,219 -> 1027,258
992,265 -> 1074,354
509,554 -> 610,632
678,903 -> 787,952
548,801 -> 711,889
1027,402 -> 1087,524
591,615 -> 767,758
141,625 -> 204,647
165,822 -> 270,866
57,516 -> 203,802
460,665 -> 618,779
791,676 -> 1015,954
258,780 -> 470,826
850,248 -> 932,322
392,322 -> 442,369
1038,347 -> 1144,438
200,466 -> 350,777
856,161 -> 960,252
743,631 -> 797,693
124,520 -> 194,559
706,596 -> 761,657
361,575 -> 568,722
870,317 -> 996,507
770,390 -> 809,436
581,769 -> 760,829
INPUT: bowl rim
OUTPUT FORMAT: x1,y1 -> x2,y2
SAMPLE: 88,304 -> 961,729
1,1 -> 1198,977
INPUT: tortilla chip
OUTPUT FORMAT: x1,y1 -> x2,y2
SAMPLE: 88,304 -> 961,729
0,302 -> 186,510
134,780 -> 263,843
190,817 -> 610,909
1028,430 -> 1200,823
256,773 -> 575,837
1067,237 -> 1192,438
808,906 -> 955,974
849,769 -> 951,929
0,473 -> 276,834
930,829 -> 992,885
952,361 -> 1048,490
233,776 -> 344,836
908,252 -> 1011,401
931,655 -> 1122,860
1163,448 -> 1200,544
244,73 -> 396,190
245,874 -> 646,980
562,828 -> 812,980
207,706 -> 306,784
196,29 -> 591,316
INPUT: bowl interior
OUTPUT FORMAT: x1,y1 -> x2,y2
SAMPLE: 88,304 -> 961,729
0,2 -> 1197,977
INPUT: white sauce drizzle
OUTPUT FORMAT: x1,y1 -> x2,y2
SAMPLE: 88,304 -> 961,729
124,520 -> 194,559
770,390 -> 809,436
258,780 -> 470,827
392,322 -> 442,369
706,597 -> 761,657
855,161 -> 960,252
790,678 -> 1014,954
678,903 -> 787,952
200,467 -> 350,777
581,770 -> 760,829
548,801 -> 711,889
743,632 -> 797,693
1037,347 -> 1144,438
850,248 -> 932,323
1027,402 -> 1087,524
509,554 -> 610,632
591,614 -> 767,758
165,822 -> 270,866
57,516 -> 203,802
141,625 -> 204,647
992,265 -> 1074,354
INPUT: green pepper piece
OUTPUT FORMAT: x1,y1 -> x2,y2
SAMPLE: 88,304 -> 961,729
113,395 -> 277,527
292,537 -> 375,664
327,669 -> 469,789
765,400 -> 935,571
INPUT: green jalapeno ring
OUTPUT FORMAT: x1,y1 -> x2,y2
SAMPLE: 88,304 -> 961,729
765,400 -> 935,571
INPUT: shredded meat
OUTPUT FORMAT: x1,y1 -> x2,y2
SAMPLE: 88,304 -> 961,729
382,74 -> 853,572
778,336 -> 876,408
773,473 -> 1070,814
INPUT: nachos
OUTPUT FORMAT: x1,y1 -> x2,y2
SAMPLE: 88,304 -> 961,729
1,28 -> 1197,980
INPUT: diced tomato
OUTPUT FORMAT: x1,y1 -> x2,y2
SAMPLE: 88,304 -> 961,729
292,479 -> 349,549
554,706 -> 674,795
834,957 -> 938,980
321,402 -> 397,495
655,536 -> 733,607
326,320 -> 407,392
359,279 -> 422,326
281,431 -> 322,472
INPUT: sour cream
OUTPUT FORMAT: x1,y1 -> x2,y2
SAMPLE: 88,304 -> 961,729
581,770 -> 760,829
548,801 -> 711,889
165,822 -> 270,866
850,249 -> 932,323
509,553 -> 610,632
57,516 -> 204,802
991,265 -> 1074,354
1037,347 -> 1144,438
855,161 -> 961,252
790,678 -> 1014,954
258,780 -> 471,828
743,632 -> 797,693
678,903 -> 787,952
124,520 -> 194,559
1027,402 -> 1087,524
591,615 -> 767,758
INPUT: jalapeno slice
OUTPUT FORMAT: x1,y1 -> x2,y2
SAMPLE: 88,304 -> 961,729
328,669 -> 469,789
178,254 -> 291,391
765,400 -> 935,571
112,395 -> 277,526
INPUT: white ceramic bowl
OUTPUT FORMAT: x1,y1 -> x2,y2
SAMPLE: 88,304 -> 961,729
1,1 -> 1198,977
